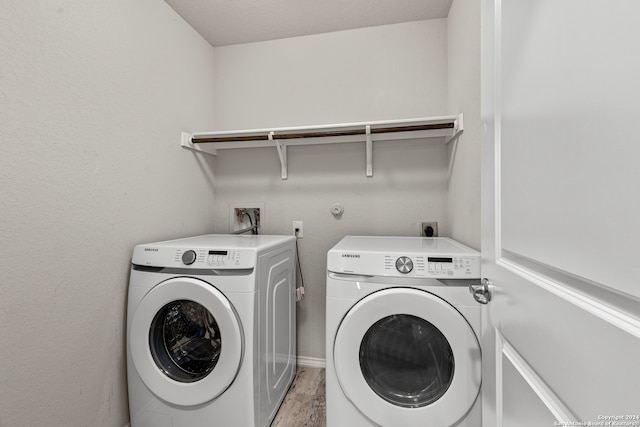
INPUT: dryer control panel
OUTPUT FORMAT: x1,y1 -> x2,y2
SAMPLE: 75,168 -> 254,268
385,255 -> 478,278
327,236 -> 481,278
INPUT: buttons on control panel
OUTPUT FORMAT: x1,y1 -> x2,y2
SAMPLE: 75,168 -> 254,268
379,254 -> 476,277
175,249 -> 243,267
208,253 -> 220,264
427,257 -> 474,276
206,250 -> 241,267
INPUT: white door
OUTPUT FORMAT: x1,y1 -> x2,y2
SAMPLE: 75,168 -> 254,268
481,1 -> 640,426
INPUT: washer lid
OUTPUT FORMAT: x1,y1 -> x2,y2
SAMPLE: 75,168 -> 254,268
333,288 -> 481,426
129,277 -> 243,406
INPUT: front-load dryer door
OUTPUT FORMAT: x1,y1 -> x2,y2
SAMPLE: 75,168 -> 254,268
129,277 -> 243,406
333,288 -> 481,427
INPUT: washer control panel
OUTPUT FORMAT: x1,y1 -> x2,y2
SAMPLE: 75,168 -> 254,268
133,245 -> 255,269
174,249 -> 249,268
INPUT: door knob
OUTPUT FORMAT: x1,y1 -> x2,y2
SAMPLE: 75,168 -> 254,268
469,278 -> 492,304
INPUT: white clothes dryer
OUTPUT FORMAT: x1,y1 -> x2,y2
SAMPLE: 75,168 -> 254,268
326,236 -> 482,427
127,234 -> 296,427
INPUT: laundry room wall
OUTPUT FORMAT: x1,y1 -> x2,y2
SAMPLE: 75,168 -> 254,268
209,20 -> 449,362
0,1 -> 217,426
446,0 -> 481,250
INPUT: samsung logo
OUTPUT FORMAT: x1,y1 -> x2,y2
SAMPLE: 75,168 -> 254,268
144,248 -> 159,252
341,254 -> 360,258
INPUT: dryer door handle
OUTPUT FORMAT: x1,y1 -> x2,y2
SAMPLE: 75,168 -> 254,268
328,272 -> 375,281
469,279 -> 492,304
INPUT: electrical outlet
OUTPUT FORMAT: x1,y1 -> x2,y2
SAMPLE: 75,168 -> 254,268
420,221 -> 438,237
292,221 -> 303,238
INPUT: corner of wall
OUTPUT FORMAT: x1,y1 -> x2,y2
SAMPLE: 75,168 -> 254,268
446,0 -> 482,251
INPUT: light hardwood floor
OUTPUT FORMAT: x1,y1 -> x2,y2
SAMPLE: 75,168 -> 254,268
272,366 -> 326,427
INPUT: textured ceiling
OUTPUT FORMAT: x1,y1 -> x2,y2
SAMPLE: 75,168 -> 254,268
164,0 -> 453,47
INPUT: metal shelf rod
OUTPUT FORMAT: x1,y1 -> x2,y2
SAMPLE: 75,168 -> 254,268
191,122 -> 454,144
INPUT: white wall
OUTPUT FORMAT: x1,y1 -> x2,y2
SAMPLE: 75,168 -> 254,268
210,20 -> 449,360
0,1 -> 217,426
447,0 -> 481,250
214,20 -> 448,129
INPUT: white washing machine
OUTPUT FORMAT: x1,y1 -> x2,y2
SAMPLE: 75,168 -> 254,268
326,236 -> 482,427
127,234 -> 297,427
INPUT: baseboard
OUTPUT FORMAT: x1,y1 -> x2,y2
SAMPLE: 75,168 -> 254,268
297,356 -> 326,368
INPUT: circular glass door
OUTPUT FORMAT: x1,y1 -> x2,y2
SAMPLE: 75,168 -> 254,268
359,314 -> 454,408
129,277 -> 243,406
149,300 -> 222,383
333,288 -> 481,427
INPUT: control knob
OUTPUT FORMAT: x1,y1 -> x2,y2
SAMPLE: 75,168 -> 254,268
395,256 -> 413,274
182,250 -> 197,265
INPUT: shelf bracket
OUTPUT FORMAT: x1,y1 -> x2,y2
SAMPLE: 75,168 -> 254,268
181,132 -> 217,155
446,113 -> 465,185
270,132 -> 288,180
365,125 -> 373,177
445,113 -> 464,144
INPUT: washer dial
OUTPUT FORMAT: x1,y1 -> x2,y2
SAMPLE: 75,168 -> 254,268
395,256 -> 413,274
182,250 -> 197,265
